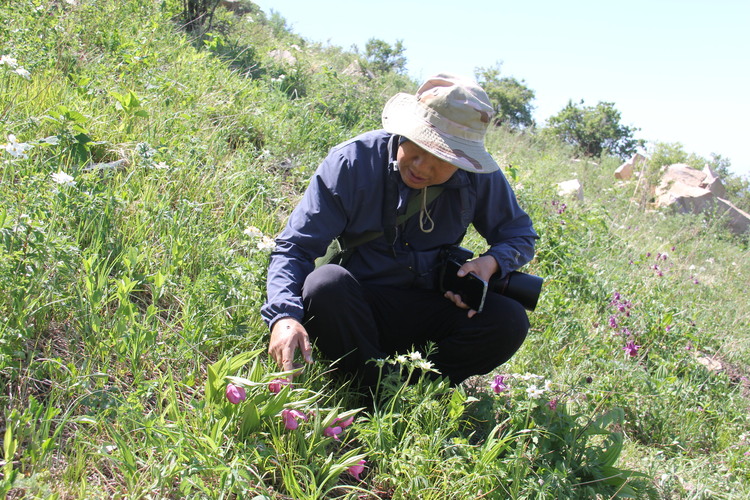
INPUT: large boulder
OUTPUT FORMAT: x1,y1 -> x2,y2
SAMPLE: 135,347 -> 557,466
655,163 -> 748,234
655,164 -> 712,212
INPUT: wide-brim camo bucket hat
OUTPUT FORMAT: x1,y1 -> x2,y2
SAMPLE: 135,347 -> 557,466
381,73 -> 499,173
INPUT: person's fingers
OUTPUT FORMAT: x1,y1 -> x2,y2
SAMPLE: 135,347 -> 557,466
444,291 -> 469,309
299,334 -> 314,364
281,345 -> 296,372
444,291 -> 477,318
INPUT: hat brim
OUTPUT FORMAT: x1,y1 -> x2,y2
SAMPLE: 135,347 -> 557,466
382,93 -> 500,174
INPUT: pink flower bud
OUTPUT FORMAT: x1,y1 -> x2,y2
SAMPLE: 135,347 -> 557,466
225,383 -> 246,404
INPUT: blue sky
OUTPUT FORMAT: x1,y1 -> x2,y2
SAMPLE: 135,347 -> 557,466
252,0 -> 750,176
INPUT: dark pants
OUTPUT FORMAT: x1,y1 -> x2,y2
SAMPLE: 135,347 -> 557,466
302,264 -> 529,387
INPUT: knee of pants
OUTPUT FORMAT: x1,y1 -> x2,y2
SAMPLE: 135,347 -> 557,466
302,264 -> 358,312
484,295 -> 530,355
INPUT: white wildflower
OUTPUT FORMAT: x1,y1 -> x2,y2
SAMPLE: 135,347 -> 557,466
415,360 -> 435,372
256,236 -> 276,252
0,55 -> 18,68
153,161 -> 169,170
3,134 -> 34,159
394,354 -> 407,364
371,358 -> 386,368
243,226 -> 264,238
14,67 -> 31,80
526,385 -> 545,399
51,171 -> 76,187
408,351 -> 422,361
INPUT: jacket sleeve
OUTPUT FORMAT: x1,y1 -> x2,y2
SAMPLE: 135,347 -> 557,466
473,170 -> 538,278
261,152 -> 353,329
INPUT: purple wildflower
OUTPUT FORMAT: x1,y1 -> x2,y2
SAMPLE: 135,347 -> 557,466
608,316 -> 618,329
623,341 -> 640,357
491,374 -> 507,394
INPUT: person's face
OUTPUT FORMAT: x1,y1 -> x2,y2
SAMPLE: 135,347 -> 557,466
396,140 -> 458,189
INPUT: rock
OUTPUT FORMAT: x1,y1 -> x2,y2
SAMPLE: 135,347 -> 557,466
655,163 -> 749,235
614,152 -> 646,180
655,179 -> 715,214
557,179 -> 583,201
716,197 -> 750,235
700,165 -> 726,197
342,60 -> 375,79
268,49 -> 297,66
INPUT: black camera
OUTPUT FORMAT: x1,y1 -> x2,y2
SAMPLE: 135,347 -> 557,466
439,246 -> 544,312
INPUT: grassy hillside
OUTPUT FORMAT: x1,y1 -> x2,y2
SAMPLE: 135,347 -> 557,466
1,1 -> 748,498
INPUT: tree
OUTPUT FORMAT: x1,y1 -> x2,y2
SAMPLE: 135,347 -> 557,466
182,0 -> 220,32
363,38 -> 407,75
546,100 -> 643,159
475,64 -> 535,129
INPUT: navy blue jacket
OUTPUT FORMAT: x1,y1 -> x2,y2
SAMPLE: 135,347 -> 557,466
261,130 -> 537,328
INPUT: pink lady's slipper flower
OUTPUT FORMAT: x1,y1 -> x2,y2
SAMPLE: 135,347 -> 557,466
324,415 -> 355,440
623,340 -> 640,357
324,425 -> 343,439
348,459 -> 366,481
268,378 -> 290,394
225,383 -> 246,404
281,408 -> 307,430
491,374 -> 507,394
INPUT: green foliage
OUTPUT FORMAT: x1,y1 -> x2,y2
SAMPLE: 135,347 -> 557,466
475,63 -> 536,129
545,99 -> 644,159
363,38 -> 407,75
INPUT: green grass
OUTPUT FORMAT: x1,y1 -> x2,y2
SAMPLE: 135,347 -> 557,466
1,1 -> 749,498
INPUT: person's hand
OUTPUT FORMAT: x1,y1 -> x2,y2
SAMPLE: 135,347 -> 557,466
443,255 -> 500,318
458,254 -> 499,282
268,317 -> 314,377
